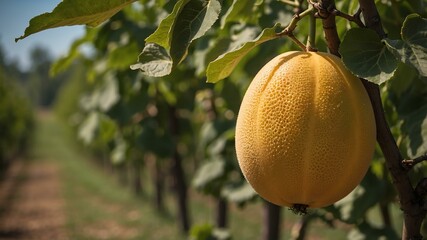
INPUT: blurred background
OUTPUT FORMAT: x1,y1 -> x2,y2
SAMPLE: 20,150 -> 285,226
0,1 -> 426,240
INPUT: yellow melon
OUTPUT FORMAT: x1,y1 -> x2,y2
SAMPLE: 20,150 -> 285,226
235,51 -> 376,210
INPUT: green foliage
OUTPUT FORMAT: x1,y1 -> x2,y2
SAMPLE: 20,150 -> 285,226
340,14 -> 427,85
132,0 -> 221,76
340,28 -> 397,84
206,23 -> 281,83
15,0 -> 137,42
189,224 -> 231,240
385,14 -> 427,77
18,0 -> 427,238
0,66 -> 34,168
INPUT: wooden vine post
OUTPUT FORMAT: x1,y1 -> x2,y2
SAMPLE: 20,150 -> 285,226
315,0 -> 427,239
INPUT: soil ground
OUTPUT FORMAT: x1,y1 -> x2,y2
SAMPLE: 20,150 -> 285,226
0,160 -> 68,240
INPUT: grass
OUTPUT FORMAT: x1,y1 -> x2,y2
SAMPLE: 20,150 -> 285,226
30,112 -> 351,240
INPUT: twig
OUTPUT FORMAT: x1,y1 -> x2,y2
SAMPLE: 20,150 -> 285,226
279,0 -> 301,7
309,0 -> 365,28
330,8 -> 365,27
402,153 -> 427,170
276,6 -> 314,51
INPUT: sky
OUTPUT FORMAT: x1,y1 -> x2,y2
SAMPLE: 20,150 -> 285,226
0,0 -> 85,70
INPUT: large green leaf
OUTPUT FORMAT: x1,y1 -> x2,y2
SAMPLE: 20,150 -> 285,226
135,0 -> 221,76
385,14 -> 427,77
220,0 -> 258,28
144,0 -> 187,49
170,0 -> 221,64
339,28 -> 398,85
16,0 -> 136,42
206,23 -> 281,83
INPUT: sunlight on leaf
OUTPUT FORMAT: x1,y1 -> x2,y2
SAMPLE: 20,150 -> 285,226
130,43 -> 173,77
170,0 -> 221,64
16,0 -> 136,42
136,0 -> 221,77
206,23 -> 281,83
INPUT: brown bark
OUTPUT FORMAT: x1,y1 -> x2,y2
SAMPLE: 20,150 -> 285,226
154,160 -> 165,212
358,1 -> 426,238
322,15 -> 340,57
132,159 -> 142,195
361,81 -> 425,240
216,197 -> 228,228
262,201 -> 282,240
169,105 -> 191,233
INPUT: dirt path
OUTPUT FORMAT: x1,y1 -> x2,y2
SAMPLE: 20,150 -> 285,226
0,161 -> 68,240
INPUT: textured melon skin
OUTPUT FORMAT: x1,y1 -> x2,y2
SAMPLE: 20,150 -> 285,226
235,51 -> 376,208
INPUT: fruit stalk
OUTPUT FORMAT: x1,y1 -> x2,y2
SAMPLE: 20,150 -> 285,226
306,5 -> 317,51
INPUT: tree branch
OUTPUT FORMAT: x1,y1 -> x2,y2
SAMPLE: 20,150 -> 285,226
358,0 -> 387,38
322,13 -> 340,56
317,0 -> 426,239
402,153 -> 427,170
358,1 -> 425,239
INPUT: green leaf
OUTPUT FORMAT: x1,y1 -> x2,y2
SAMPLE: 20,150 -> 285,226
78,112 -> 99,145
50,50 -> 81,77
170,0 -> 221,64
192,159 -> 225,189
16,0 -> 136,42
50,28 -> 98,76
402,105 -> 427,158
222,182 -> 257,205
339,28 -> 398,85
385,14 -> 427,77
107,42 -> 140,70
130,43 -> 173,77
206,23 -> 281,83
98,75 -> 120,112
388,62 -> 418,97
111,138 -> 128,164
138,0 -> 221,76
220,0 -> 258,28
145,0 -> 187,49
